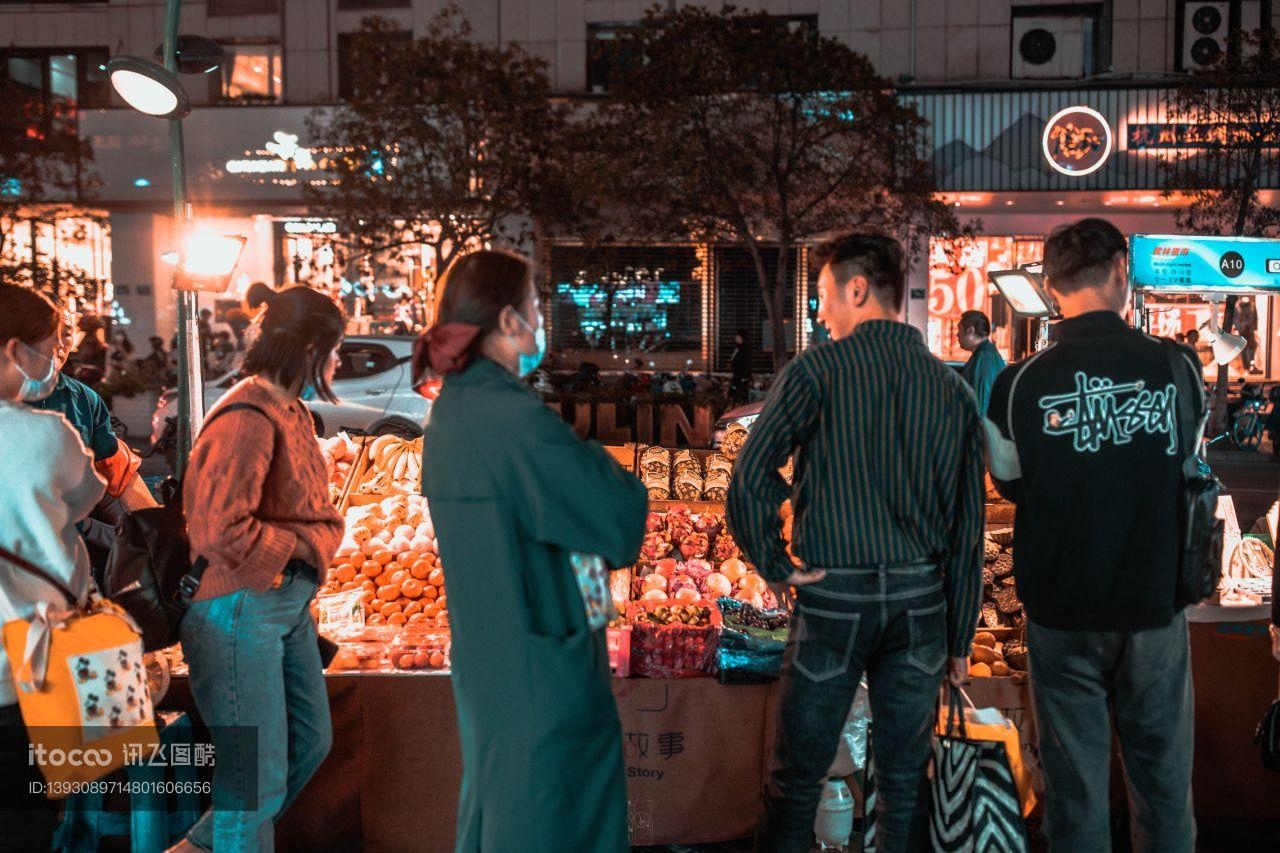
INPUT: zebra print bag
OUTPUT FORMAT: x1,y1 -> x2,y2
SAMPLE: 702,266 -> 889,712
930,685 -> 1029,852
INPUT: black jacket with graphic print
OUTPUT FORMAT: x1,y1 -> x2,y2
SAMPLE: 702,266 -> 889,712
987,311 -> 1205,631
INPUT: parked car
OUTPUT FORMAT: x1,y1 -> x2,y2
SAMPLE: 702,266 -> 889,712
150,335 -> 428,447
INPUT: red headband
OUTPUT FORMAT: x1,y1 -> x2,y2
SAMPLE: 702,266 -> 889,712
412,322 -> 481,395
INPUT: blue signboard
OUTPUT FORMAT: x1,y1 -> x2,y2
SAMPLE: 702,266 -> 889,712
1130,234 -> 1280,293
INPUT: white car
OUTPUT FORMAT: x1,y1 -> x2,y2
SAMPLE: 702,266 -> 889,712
150,336 -> 429,445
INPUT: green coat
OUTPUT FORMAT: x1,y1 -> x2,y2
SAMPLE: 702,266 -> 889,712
423,358 -> 648,853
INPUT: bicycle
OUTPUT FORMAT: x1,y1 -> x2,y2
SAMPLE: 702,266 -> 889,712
1207,384 -> 1273,452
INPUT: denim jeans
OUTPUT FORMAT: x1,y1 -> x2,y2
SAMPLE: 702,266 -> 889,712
760,564 -> 949,853
179,560 -> 332,852
1027,616 -> 1195,853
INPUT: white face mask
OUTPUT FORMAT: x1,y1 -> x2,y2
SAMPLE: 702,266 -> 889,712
15,341 -> 58,401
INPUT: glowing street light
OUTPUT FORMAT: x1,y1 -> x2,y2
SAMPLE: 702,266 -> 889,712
105,56 -> 190,119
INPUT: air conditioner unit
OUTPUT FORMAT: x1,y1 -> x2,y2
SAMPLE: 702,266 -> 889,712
1181,2 -> 1231,70
1012,16 -> 1090,79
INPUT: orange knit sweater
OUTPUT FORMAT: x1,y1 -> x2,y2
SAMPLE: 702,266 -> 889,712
183,378 -> 343,600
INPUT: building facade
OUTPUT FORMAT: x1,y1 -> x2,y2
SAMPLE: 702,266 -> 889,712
3,0 -> 1277,374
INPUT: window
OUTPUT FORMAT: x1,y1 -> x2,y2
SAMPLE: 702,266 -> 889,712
213,42 -> 282,103
548,245 -> 704,366
586,23 -> 640,94
338,30 -> 412,100
207,0 -> 279,14
334,343 -> 398,381
716,247 -> 796,371
338,0 -> 410,8
775,15 -> 818,35
2,49 -> 110,136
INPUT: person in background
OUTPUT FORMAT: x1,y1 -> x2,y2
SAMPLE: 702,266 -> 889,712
985,218 -> 1200,853
1236,295 -> 1260,374
420,250 -> 647,853
107,329 -> 135,382
1174,332 -> 1187,345
198,308 -> 214,368
728,233 -> 984,853
208,330 -> 237,378
170,287 -> 345,852
394,295 -> 415,335
0,284 -> 106,853
139,335 -> 168,374
957,309 -> 1006,416
730,328 -> 754,406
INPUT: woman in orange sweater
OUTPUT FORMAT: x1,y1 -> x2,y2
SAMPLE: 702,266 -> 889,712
170,287 -> 345,853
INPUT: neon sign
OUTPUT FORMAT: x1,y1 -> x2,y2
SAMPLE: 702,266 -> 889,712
1042,106 -> 1113,177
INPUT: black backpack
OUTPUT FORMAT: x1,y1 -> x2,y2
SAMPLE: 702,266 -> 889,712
103,403 -> 273,650
1163,341 -> 1224,608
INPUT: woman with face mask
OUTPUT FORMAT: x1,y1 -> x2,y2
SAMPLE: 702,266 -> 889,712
0,284 -> 106,852
417,250 -> 647,853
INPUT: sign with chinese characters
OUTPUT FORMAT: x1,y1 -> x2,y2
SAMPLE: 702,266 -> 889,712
927,236 -> 1042,361
1130,234 -> 1280,292
1126,123 -> 1280,150
224,131 -> 353,187
1042,106 -> 1113,176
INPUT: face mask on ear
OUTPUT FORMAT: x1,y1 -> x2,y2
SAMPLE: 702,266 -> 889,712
509,309 -> 547,378
15,341 -> 58,401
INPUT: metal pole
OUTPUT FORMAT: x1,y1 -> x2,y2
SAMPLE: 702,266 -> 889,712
164,0 -> 203,477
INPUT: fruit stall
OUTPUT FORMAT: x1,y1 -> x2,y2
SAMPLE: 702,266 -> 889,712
152,425 -> 1280,850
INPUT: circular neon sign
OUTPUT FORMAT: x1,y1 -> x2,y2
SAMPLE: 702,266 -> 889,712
1042,106 -> 1113,177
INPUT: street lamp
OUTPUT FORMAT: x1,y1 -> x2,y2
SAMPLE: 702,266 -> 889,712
105,0 -> 220,477
104,57 -> 190,119
988,263 -> 1056,354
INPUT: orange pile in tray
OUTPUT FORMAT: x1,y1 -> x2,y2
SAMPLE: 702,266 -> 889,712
319,493 -> 449,628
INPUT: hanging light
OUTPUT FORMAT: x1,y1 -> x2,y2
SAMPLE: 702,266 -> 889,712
105,56 -> 191,119
1199,301 -> 1247,366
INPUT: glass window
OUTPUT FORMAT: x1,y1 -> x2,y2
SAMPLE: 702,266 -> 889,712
207,0 -> 279,14
216,43 -> 282,103
549,245 -> 704,368
334,344 -> 397,381
926,236 -> 1043,363
586,23 -> 640,94
338,30 -> 413,100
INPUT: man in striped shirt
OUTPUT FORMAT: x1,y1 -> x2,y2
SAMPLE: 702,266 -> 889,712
727,233 -> 985,853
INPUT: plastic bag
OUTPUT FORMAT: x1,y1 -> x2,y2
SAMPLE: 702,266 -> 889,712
829,678 -> 871,777
713,597 -> 789,684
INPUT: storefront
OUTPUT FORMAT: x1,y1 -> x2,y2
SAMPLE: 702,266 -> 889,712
908,86 -> 1280,377
80,107 -> 438,341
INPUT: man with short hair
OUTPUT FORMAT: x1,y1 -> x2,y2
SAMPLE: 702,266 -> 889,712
985,218 -> 1201,853
728,233 -> 985,853
957,309 -> 1005,415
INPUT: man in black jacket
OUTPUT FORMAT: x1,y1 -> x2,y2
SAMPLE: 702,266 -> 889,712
986,218 -> 1202,853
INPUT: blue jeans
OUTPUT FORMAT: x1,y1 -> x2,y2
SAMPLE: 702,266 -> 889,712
760,564 -> 949,853
1027,616 -> 1195,853
179,560 -> 332,852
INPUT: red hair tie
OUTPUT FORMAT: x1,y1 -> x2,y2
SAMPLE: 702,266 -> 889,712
413,322 -> 482,395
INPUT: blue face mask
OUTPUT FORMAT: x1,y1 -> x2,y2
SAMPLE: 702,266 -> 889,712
509,310 -> 547,378
16,342 -> 58,401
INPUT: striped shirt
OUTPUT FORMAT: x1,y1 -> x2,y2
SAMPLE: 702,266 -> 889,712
726,320 -> 986,656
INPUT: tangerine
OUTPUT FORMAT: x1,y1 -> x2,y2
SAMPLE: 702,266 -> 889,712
421,585 -> 438,601
361,560 -> 383,578
373,550 -> 395,566
403,601 -> 423,617
398,653 -> 416,669
429,652 -> 446,668
380,601 -> 402,616
367,614 -> 386,625
387,612 -> 407,627
428,568 -> 445,587
377,583 -> 401,601
335,564 -> 357,584
421,603 -> 441,620
435,595 -> 447,611
413,651 -> 431,668
401,579 -> 424,599
388,570 -> 409,586
410,560 -> 432,580
340,581 -> 359,592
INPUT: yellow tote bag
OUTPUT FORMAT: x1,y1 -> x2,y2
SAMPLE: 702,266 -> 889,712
2,547 -> 158,797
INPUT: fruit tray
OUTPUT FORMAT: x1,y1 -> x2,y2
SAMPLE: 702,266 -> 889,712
625,599 -> 723,679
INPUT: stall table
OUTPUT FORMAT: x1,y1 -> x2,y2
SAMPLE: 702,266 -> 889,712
163,674 -> 775,852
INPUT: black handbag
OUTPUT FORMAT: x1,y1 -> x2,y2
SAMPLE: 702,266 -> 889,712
1256,698 -> 1280,772
103,403 -> 271,650
1163,341 -> 1224,608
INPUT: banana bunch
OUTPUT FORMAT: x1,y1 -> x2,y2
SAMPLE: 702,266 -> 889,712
356,435 -> 425,495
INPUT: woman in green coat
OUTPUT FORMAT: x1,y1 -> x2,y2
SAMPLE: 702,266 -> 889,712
419,250 -> 648,853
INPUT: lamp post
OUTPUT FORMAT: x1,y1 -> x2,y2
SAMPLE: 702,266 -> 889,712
105,4 -> 222,477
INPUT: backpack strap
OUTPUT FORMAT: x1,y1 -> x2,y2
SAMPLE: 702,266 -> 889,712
174,401 -> 276,604
0,545 -> 80,608
1160,339 -> 1207,480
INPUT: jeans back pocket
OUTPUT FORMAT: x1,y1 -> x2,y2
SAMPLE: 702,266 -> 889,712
793,605 -> 861,683
906,600 -> 947,675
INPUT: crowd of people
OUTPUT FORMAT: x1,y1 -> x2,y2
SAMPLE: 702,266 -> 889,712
1,217 -> 1277,853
